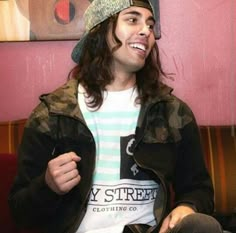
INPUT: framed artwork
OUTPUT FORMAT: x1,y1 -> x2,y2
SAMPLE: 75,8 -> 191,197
0,0 -> 91,41
0,0 -> 160,41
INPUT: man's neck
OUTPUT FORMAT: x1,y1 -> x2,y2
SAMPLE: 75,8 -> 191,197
105,72 -> 136,92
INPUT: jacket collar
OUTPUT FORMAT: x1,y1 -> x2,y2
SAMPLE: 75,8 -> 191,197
39,78 -> 174,120
39,78 -> 84,120
137,83 -> 174,128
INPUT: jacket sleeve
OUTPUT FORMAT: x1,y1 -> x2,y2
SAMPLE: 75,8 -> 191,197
8,103 -> 63,228
173,103 -> 214,214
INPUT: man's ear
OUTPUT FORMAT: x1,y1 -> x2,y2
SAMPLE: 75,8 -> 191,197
15,0 -> 29,19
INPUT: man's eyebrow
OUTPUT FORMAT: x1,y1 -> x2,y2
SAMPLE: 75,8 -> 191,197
122,10 -> 156,23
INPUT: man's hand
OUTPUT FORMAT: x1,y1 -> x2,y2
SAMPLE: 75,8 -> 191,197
159,205 -> 196,233
45,152 -> 81,195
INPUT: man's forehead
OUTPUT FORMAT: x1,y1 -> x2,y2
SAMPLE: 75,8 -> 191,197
120,7 -> 155,21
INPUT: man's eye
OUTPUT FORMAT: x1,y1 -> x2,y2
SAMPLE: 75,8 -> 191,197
128,18 -> 137,23
147,24 -> 154,30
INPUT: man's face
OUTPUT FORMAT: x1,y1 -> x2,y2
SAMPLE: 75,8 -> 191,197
107,6 -> 156,73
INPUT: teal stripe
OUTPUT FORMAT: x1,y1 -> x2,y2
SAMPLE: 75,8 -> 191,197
98,148 -> 120,156
90,122 -> 137,131
83,111 -> 139,119
93,172 -> 120,182
96,160 -> 119,169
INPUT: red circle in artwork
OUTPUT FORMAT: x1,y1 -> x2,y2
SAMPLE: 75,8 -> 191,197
54,0 -> 75,25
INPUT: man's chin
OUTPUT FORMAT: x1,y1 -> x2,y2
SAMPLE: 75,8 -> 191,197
130,62 -> 145,72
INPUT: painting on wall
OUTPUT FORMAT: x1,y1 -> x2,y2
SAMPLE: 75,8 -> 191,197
0,0 -> 160,42
0,0 -> 91,41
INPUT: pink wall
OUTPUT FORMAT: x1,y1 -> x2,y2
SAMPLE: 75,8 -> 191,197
0,0 -> 235,125
0,41 -> 76,121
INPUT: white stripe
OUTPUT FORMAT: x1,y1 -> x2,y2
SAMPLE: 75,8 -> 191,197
85,117 -> 137,125
97,141 -> 120,148
95,167 -> 120,174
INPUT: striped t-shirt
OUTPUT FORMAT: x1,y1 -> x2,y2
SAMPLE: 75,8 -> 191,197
77,85 -> 159,233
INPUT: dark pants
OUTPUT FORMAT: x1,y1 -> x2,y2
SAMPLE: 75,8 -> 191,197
124,213 -> 223,233
166,213 -> 223,233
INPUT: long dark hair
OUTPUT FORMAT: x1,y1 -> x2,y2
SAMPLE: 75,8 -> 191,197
70,13 -> 166,109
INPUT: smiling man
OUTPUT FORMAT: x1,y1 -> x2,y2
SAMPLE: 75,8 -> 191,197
9,1 -> 223,233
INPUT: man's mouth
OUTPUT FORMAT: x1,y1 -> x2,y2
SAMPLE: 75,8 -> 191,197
130,43 -> 147,52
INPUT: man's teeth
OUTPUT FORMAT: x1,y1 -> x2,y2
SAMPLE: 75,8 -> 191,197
130,43 -> 146,51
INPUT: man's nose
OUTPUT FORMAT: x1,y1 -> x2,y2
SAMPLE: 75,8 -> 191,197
139,24 -> 152,37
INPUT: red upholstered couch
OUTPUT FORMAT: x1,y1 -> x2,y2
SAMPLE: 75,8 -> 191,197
0,119 -> 236,233
0,153 -> 41,233
0,120 -> 41,233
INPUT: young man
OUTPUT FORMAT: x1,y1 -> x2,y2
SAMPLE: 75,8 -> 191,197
9,0 -> 223,233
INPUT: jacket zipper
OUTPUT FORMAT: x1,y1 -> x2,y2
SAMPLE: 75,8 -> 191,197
132,103 -> 168,232
132,155 -> 168,232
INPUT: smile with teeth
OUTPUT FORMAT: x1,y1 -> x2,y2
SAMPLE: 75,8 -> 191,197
130,43 -> 147,52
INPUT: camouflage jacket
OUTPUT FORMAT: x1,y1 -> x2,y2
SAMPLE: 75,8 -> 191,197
9,78 -> 214,233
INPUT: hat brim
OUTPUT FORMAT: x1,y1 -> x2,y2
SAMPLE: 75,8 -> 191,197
71,33 -> 88,64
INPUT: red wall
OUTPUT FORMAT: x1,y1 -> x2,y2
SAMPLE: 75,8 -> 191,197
0,0 -> 235,125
